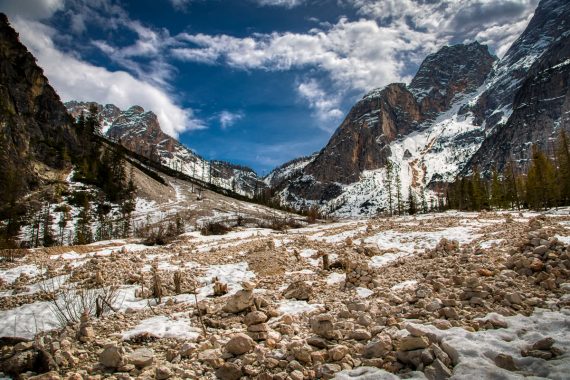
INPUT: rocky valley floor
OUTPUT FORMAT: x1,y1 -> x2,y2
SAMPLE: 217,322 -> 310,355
1,210 -> 570,379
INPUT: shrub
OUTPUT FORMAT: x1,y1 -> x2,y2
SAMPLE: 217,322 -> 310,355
200,222 -> 231,236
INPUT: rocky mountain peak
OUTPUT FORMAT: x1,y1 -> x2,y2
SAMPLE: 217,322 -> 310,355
409,42 -> 496,115
126,105 -> 145,115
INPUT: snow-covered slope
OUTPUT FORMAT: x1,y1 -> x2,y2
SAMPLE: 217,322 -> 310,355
66,102 -> 265,198
275,0 -> 570,217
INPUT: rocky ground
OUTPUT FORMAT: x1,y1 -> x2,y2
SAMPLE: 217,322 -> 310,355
1,210 -> 570,379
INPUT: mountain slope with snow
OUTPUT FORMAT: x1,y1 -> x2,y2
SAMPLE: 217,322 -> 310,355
66,101 -> 266,198
272,0 -> 570,217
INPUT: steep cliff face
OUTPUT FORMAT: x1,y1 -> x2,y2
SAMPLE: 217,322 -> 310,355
279,43 -> 496,209
471,0 -> 570,130
468,34 -> 570,172
0,13 -> 78,207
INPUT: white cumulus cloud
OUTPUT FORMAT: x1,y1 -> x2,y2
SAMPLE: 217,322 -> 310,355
13,18 -> 204,137
297,79 -> 343,131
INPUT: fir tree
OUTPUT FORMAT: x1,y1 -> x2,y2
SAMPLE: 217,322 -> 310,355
526,145 -> 556,210
407,186 -> 417,215
490,167 -> 504,209
395,172 -> 402,216
556,130 -> 570,205
41,202 -> 55,247
503,159 -> 520,210
385,161 -> 394,215
75,198 -> 93,245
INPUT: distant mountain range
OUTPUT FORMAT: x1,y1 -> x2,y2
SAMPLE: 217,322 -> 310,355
65,101 -> 264,198
270,0 -> 570,216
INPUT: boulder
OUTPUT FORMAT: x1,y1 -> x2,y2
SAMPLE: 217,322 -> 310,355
399,336 -> 430,351
99,344 -> 126,369
363,335 -> 392,358
215,362 -> 242,380
128,348 -> 154,368
244,311 -> 268,326
225,333 -> 255,355
283,281 -> 313,300
223,290 -> 254,314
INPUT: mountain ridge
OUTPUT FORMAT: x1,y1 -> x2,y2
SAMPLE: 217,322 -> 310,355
65,101 -> 266,198
271,0 -> 570,216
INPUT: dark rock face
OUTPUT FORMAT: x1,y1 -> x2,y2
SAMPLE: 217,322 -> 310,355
292,43 -> 495,201
410,42 -> 496,117
468,33 -> 570,172
471,0 -> 570,130
0,13 -> 78,205
107,105 -> 178,160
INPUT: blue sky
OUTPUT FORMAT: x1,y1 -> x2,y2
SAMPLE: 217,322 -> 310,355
0,0 -> 538,174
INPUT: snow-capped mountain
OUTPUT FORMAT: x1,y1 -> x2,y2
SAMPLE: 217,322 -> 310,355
272,0 -> 570,216
65,101 -> 265,198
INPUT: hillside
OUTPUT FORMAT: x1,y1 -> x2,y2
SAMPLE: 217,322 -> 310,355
66,102 -> 265,198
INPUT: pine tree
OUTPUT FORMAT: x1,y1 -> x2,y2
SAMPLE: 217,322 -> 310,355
526,145 -> 556,210
407,186 -> 417,215
490,167 -> 504,209
75,198 -> 93,245
41,202 -> 55,247
470,166 -> 486,211
395,173 -> 402,216
385,161 -> 394,215
503,159 -> 520,210
420,189 -> 428,213
556,130 -> 570,205
56,205 -> 71,245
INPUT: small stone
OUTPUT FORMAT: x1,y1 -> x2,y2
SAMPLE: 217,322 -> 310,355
533,245 -> 548,255
155,365 -> 172,380
505,292 -> 523,305
425,358 -> 452,379
529,258 -> 544,271
440,342 -> 459,366
283,281 -> 313,300
399,336 -> 430,351
329,345 -> 349,361
247,323 -> 269,332
226,333 -> 256,355
14,341 -> 34,352
524,350 -> 553,360
311,314 -> 336,339
363,335 -> 392,358
291,345 -> 312,364
531,337 -> 555,351
290,370 -> 304,380
127,348 -> 154,368
319,363 -> 342,379
223,290 -> 254,313
215,362 -> 242,380
244,311 -> 268,326
477,268 -> 493,277
198,349 -> 224,368
495,353 -> 518,371
180,343 -> 196,358
99,344 -> 126,369
350,329 -> 372,341
432,344 -> 451,367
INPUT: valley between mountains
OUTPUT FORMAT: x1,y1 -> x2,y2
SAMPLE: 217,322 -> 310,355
1,0 -> 570,379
